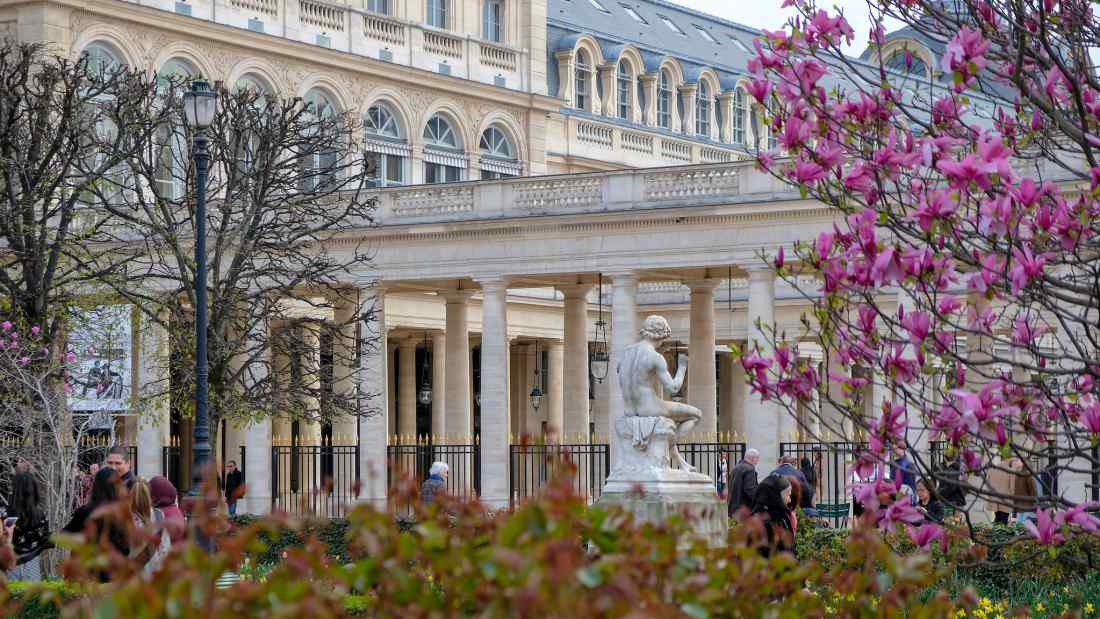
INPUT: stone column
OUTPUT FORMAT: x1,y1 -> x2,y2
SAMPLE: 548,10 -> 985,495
687,279 -> 719,437
717,92 -> 735,143
431,332 -> 446,439
330,297 -> 360,501
718,351 -> 745,437
398,338 -> 418,440
509,341 -> 524,438
241,320 -> 273,514
358,286 -> 389,508
386,341 -> 397,437
300,323 -> 323,447
137,312 -> 170,487
639,73 -> 658,127
608,271 -> 639,470
443,290 -> 475,441
746,267 -> 779,474
546,340 -> 564,440
679,84 -> 697,135
598,62 -> 617,118
477,277 -> 510,508
561,285 -> 592,441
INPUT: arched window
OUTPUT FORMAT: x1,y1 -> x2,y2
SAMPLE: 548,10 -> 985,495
302,88 -> 340,191
81,42 -> 123,79
575,49 -> 591,111
695,81 -> 711,136
657,70 -> 672,129
423,114 -> 465,183
427,0 -> 448,28
153,60 -> 195,200
364,103 -> 408,187
479,125 -> 519,179
732,87 -> 747,146
617,59 -> 633,120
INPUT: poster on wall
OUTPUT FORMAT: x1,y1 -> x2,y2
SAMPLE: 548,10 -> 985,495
67,305 -> 132,418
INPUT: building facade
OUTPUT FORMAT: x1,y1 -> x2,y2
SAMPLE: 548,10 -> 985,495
3,0 -> 1062,515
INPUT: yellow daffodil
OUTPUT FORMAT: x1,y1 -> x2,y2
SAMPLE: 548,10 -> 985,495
1085,602 -> 1095,614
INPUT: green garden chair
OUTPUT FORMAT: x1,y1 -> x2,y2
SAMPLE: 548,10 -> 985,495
815,502 -> 851,528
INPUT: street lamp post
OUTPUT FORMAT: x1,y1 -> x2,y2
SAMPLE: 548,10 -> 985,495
182,79 -> 217,506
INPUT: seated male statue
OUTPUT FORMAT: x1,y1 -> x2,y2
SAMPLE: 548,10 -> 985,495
617,315 -> 703,472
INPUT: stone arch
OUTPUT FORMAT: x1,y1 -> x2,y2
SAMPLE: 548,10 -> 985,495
70,28 -> 138,68
150,43 -> 215,80
362,87 -> 415,140
296,75 -> 352,114
226,59 -> 284,95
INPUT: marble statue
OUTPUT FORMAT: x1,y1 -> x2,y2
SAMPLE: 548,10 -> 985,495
617,315 -> 702,474
597,315 -> 728,546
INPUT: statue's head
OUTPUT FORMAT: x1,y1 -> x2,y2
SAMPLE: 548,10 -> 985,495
639,315 -> 672,343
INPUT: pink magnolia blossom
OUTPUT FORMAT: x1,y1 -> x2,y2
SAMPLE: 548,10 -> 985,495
1024,509 -> 1065,546
1,322 -> 10,331
1057,503 -> 1100,534
907,523 -> 946,550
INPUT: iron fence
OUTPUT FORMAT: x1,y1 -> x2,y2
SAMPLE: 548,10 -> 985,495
387,442 -> 481,501
162,446 -> 186,494
780,441 -> 868,528
271,444 -> 360,518
509,443 -> 609,506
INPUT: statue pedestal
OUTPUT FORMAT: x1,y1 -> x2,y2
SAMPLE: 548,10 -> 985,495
597,416 -> 728,547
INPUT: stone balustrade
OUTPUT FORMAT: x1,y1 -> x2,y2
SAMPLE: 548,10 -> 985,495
373,160 -> 797,224
565,115 -> 748,169
126,0 -> 528,91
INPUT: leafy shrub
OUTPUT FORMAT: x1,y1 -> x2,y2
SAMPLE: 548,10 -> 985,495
1,580 -> 85,619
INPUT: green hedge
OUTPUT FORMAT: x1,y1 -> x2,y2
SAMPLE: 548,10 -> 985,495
3,581 -> 85,619
229,515 -> 351,565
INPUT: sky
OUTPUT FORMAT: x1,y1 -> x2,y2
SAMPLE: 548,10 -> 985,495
669,1 -> 896,54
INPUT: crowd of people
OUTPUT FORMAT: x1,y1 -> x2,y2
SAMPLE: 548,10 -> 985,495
0,447 -> 193,581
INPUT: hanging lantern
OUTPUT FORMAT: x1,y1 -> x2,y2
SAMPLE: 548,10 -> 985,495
530,339 -> 544,411
417,332 -> 433,406
590,274 -> 610,383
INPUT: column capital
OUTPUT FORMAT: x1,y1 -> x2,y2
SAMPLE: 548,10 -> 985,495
684,278 -> 721,292
744,264 -> 776,279
558,283 -> 594,299
440,289 -> 478,304
397,338 -> 418,351
475,276 -> 510,292
607,270 -> 639,285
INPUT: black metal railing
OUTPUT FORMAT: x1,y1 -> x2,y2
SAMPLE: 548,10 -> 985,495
780,441 -> 868,528
387,442 -> 481,501
509,443 -> 610,506
271,444 -> 360,517
162,445 -> 186,494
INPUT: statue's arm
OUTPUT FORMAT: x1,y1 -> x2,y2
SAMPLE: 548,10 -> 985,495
654,352 -> 685,394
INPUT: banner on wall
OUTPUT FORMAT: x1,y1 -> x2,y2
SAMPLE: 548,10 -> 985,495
68,305 -> 132,419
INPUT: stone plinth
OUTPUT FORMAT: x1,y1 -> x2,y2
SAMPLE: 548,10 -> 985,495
598,416 -> 728,547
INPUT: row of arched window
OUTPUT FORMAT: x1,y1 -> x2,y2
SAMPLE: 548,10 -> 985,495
566,43 -> 766,150
82,40 -> 525,188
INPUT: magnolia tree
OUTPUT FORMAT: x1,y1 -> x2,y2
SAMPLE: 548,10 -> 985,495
0,322 -> 98,548
741,0 -> 1100,548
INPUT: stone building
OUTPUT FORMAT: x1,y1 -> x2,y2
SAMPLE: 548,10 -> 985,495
2,0 -> 1070,514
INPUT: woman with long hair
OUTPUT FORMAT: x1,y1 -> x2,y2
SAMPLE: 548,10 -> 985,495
783,474 -> 802,535
63,466 -> 129,560
751,474 -> 794,557
6,472 -> 51,581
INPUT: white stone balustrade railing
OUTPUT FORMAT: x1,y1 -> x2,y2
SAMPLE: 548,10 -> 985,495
372,160 -> 796,224
565,115 -> 748,169
121,0 -> 528,91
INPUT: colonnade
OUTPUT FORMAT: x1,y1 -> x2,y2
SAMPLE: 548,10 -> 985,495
135,266 -> 802,513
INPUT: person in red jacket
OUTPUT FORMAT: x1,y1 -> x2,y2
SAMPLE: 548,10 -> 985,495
149,476 -> 186,545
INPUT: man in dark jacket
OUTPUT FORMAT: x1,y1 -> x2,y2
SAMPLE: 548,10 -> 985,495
728,448 -> 760,517
224,460 -> 244,516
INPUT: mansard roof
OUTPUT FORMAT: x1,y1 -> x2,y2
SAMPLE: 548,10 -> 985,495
547,0 -> 757,84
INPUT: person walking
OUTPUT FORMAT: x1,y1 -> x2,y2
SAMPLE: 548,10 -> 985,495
716,453 -> 729,500
987,457 -> 1015,525
798,457 -> 817,512
149,476 -> 186,545
889,446 -> 917,495
5,472 -> 52,581
751,474 -> 794,557
421,462 -> 449,504
728,448 -> 760,517
223,461 -> 243,517
1011,458 -> 1039,525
